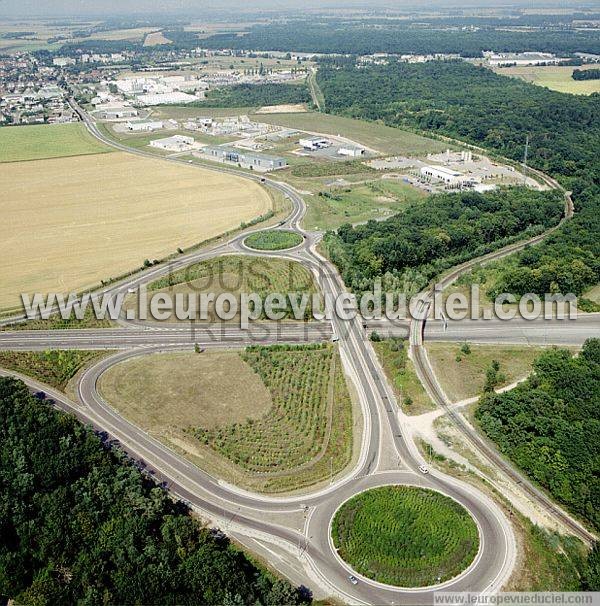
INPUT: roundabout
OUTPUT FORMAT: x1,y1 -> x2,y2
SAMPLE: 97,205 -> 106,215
331,485 -> 479,588
243,229 -> 305,251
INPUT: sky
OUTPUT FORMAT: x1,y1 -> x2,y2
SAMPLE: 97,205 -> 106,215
0,0 -> 594,18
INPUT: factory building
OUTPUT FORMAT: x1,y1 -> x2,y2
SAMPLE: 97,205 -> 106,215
420,165 -> 466,185
299,137 -> 332,151
338,147 -> 366,158
203,146 -> 287,171
126,120 -> 164,132
150,135 -> 195,152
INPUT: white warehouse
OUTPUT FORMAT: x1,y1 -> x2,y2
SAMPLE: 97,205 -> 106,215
299,137 -> 332,151
126,121 -> 164,132
420,165 -> 466,185
339,147 -> 365,158
150,135 -> 195,152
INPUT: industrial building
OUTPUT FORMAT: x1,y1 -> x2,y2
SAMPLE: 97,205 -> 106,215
150,135 -> 195,152
299,137 -> 332,151
97,106 -> 138,119
126,120 -> 164,132
420,165 -> 466,185
338,147 -> 366,158
202,146 -> 287,171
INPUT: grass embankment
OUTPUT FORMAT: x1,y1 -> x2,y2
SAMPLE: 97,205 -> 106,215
101,345 -> 355,493
426,343 -> 553,403
372,338 -> 434,415
305,179 -> 427,231
0,123 -> 111,162
2,307 -> 113,331
332,486 -> 479,587
129,255 -> 317,323
0,350 -> 104,390
244,230 -> 304,251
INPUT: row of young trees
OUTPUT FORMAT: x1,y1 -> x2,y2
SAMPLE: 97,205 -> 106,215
0,378 -> 310,605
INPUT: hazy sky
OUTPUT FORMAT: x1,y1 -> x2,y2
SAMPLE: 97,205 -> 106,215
0,0 -> 592,18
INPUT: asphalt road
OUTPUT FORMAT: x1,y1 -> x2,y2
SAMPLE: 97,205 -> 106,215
3,101 -> 596,603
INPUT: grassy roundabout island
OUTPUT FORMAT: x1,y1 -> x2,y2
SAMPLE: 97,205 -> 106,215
244,229 -> 304,251
332,486 -> 479,587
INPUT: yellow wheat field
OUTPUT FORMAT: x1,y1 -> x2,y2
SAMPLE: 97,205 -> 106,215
2,152 -> 271,311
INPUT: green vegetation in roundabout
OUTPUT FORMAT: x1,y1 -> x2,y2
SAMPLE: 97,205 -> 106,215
331,486 -> 479,587
244,229 -> 303,251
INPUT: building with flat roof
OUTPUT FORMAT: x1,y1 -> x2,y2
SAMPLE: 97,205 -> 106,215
421,165 -> 465,185
150,135 -> 195,152
299,137 -> 332,151
339,147 -> 365,158
203,146 -> 287,171
126,120 -> 164,132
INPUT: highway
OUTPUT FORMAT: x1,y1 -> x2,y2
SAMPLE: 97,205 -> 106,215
1,101 -> 597,603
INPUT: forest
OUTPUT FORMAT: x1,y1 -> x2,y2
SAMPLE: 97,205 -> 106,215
0,378 -> 309,605
316,60 -> 600,298
323,188 -> 564,294
200,22 -> 600,57
199,82 -> 310,108
476,339 -> 600,532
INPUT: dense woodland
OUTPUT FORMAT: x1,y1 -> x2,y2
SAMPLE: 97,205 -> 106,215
201,22 -> 600,57
317,60 -> 600,298
476,340 -> 600,532
323,188 -> 564,294
199,82 -> 310,108
0,378 -> 309,605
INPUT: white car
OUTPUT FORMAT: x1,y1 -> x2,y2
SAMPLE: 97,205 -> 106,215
348,575 -> 358,585
127,288 -> 136,294
331,335 -> 340,343
419,465 -> 429,474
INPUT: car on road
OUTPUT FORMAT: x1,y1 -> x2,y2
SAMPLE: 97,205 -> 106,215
348,575 -> 358,585
260,177 -> 266,183
419,464 -> 429,474
331,334 -> 339,343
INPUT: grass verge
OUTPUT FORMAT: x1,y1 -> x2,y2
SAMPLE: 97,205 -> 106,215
372,338 -> 434,415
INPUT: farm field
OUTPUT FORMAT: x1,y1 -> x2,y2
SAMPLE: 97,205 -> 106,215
304,179 -> 427,230
426,343 -> 578,404
101,345 -> 357,493
1,153 -> 271,311
0,123 -> 111,162
493,65 -> 600,95
126,255 -> 318,323
331,486 -> 479,587
373,339 -> 434,415
244,230 -> 303,251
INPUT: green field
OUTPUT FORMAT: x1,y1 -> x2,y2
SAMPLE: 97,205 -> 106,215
305,179 -> 427,230
332,486 -> 479,587
0,123 -> 111,162
191,344 -> 355,492
494,65 -> 600,96
244,230 -> 304,251
373,339 -> 434,415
